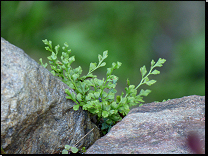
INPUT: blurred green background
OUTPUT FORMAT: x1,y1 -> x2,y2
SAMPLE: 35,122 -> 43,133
1,1 -> 205,104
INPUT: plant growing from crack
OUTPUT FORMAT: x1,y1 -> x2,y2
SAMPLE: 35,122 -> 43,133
39,39 -> 166,135
61,128 -> 93,154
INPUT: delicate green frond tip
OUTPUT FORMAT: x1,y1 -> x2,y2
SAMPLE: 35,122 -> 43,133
155,58 -> 166,67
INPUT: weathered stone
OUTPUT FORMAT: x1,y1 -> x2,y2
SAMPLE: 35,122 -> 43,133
86,95 -> 205,154
1,37 -> 100,154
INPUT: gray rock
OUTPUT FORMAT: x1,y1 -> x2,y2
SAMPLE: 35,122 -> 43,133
86,95 -> 205,154
1,37 -> 100,154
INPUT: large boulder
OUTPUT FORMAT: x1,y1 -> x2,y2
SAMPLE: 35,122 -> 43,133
1,37 -> 100,154
86,95 -> 205,154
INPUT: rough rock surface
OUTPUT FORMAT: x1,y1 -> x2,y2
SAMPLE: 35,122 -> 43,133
1,37 -> 100,154
86,95 -> 205,154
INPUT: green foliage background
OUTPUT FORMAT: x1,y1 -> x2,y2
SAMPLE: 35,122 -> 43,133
1,1 -> 205,104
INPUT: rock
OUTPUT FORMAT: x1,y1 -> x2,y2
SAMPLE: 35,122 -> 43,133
86,95 -> 205,154
1,37 -> 100,154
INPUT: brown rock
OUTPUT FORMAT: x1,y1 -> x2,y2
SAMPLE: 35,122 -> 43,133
86,95 -> 205,154
1,37 -> 100,154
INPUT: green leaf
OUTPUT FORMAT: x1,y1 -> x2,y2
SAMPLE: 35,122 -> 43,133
106,118 -> 114,125
98,54 -> 102,62
100,62 -> 106,67
101,122 -> 109,130
42,39 -> 48,45
116,95 -> 121,103
109,109 -> 117,115
39,58 -> 48,68
102,111 -> 109,118
103,104 -> 110,111
51,52 -> 57,60
143,77 -> 149,83
50,65 -> 57,71
105,82 -> 113,89
145,80 -> 156,86
135,95 -> 144,103
112,76 -> 118,84
81,147 -> 86,153
68,56 -> 75,64
102,50 -> 108,59
86,93 -> 93,101
89,62 -> 97,72
106,92 -> 115,100
96,79 -> 104,86
62,59 -> 68,65
107,75 -> 116,81
112,62 -> 116,69
64,42 -> 69,48
125,85 -> 136,95
79,102 -> 85,107
127,96 -> 134,103
62,52 -> 69,60
111,102 -> 118,109
126,78 -> 130,86
123,104 -> 130,112
73,105 -> 79,110
116,61 -> 122,69
56,60 -> 63,65
69,92 -> 76,99
120,97 -> 127,104
106,68 -> 112,76
65,89 -> 71,95
151,69 -> 160,75
66,96 -> 71,100
71,147 -> 79,153
139,89 -> 151,96
140,65 -> 147,77
48,40 -> 52,48
94,92 -> 100,99
45,46 -> 50,51
54,44 -> 60,55
62,149 -> 68,154
109,88 -> 117,93
151,60 -> 155,67
129,85 -> 135,89
72,74 -> 79,81
154,58 -> 166,67
66,82 -> 75,90
77,93 -> 82,102
102,92 -> 108,98
66,91 -> 76,101
47,55 -> 52,61
74,66 -> 82,75
65,145 -> 71,150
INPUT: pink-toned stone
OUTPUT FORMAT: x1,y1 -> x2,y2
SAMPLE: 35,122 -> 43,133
86,95 -> 205,154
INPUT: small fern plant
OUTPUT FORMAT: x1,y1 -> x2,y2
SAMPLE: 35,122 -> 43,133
39,39 -> 166,134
